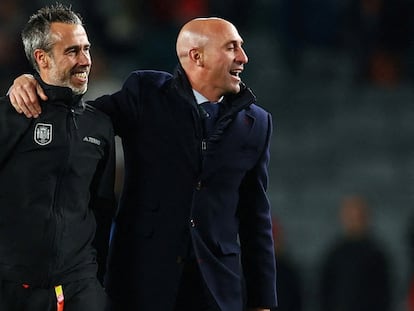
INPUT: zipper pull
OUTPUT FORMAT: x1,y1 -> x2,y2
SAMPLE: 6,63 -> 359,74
70,108 -> 78,129
202,140 -> 207,151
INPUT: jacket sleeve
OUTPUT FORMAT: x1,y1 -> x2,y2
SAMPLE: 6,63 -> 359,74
238,111 -> 278,308
89,120 -> 117,284
91,74 -> 141,138
0,97 -> 31,168
90,70 -> 172,138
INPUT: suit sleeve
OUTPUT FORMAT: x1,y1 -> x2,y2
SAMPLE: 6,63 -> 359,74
90,72 -> 143,138
238,111 -> 278,308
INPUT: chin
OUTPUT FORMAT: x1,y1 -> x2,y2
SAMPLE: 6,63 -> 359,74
72,86 -> 88,95
232,85 -> 241,94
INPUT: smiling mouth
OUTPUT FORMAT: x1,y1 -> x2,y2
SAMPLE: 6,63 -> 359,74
73,72 -> 88,79
230,70 -> 241,77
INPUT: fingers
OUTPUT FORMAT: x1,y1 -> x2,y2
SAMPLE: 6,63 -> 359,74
37,83 -> 48,102
8,92 -> 23,114
9,85 -> 39,118
9,74 -> 45,118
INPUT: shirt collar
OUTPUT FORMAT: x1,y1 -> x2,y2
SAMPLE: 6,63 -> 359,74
192,89 -> 223,105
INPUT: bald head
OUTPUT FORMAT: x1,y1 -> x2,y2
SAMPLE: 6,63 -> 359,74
175,17 -> 248,101
176,17 -> 235,62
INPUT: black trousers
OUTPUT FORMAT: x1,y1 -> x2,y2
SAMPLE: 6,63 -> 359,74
0,277 -> 106,311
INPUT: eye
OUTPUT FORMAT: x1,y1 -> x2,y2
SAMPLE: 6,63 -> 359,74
65,48 -> 77,55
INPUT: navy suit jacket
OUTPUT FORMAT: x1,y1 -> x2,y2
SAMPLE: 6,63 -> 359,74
94,66 -> 277,310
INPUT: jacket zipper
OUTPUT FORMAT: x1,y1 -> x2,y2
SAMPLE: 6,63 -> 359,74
71,108 -> 78,129
48,110 -> 77,282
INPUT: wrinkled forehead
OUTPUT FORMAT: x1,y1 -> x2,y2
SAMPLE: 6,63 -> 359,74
49,22 -> 89,45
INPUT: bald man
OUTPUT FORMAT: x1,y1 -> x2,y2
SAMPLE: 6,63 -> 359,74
9,17 -> 277,311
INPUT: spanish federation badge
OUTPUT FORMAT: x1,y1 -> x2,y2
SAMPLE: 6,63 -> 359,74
34,123 -> 52,146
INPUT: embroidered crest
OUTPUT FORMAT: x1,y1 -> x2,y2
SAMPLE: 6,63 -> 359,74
34,123 -> 52,146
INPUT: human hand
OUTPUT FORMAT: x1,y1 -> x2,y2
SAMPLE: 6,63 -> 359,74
247,308 -> 270,311
8,74 -> 47,118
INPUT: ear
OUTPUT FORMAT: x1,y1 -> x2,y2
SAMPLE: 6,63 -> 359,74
34,49 -> 49,69
189,48 -> 203,66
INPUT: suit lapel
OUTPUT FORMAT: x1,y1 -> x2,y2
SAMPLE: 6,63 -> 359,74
201,108 -> 256,178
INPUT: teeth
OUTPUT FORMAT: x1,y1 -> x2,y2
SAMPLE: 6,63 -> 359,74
74,72 -> 87,79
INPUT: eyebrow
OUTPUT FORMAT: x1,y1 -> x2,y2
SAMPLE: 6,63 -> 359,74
227,40 -> 243,46
63,43 -> 90,53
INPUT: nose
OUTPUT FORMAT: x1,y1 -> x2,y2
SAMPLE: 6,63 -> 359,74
78,50 -> 91,66
237,47 -> 248,64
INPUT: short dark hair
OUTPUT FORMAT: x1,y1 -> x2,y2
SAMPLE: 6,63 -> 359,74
21,3 -> 84,72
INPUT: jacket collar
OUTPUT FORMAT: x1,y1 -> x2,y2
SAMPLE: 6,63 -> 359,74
170,64 -> 257,146
35,75 -> 85,109
170,64 -> 256,115
170,64 -> 198,105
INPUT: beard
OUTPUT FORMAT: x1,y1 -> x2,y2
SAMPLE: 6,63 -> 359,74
48,58 -> 88,95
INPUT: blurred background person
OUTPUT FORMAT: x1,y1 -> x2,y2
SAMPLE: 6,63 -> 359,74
404,213 -> 414,311
318,195 -> 392,311
271,216 -> 303,311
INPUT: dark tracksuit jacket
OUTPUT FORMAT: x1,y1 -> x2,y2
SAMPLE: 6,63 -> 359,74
0,79 -> 115,288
